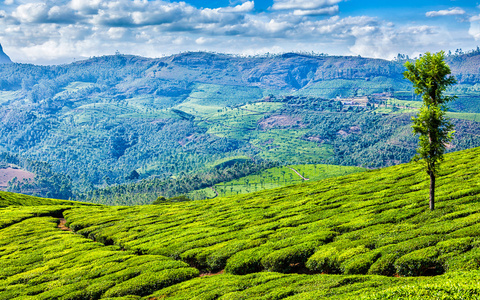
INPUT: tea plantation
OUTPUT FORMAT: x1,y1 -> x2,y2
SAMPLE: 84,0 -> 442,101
188,163 -> 365,199
3,147 -> 480,298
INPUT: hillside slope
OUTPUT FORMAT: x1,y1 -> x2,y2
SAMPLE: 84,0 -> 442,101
65,146 -> 480,278
2,51 -> 480,200
0,190 -> 88,207
2,147 -> 480,298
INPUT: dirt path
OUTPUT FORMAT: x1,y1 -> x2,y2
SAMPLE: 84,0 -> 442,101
57,218 -> 73,232
210,186 -> 219,198
288,167 -> 309,181
200,269 -> 224,277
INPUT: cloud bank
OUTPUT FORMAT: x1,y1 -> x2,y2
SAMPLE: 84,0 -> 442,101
426,7 -> 466,17
0,0 -> 476,64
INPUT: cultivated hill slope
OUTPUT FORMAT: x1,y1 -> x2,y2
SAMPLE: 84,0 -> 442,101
3,50 -> 480,201
65,146 -> 480,278
2,147 -> 480,298
0,190 -> 88,207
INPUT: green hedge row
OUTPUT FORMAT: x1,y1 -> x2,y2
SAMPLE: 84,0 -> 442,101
54,147 -> 480,280
0,214 -> 198,299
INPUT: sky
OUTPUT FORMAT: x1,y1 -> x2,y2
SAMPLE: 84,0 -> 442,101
0,0 -> 480,65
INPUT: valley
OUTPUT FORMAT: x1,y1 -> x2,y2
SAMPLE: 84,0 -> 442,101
2,51 -> 480,203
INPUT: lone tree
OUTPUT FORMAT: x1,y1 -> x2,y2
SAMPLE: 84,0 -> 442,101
404,51 -> 456,210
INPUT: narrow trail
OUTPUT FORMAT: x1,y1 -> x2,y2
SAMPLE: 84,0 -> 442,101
200,269 -> 224,277
288,167 -> 309,181
210,186 -> 219,198
57,218 -> 73,232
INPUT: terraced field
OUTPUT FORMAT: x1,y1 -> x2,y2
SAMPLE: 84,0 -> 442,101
3,147 -> 480,298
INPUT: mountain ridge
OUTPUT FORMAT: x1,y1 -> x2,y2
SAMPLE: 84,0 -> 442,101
0,44 -> 12,64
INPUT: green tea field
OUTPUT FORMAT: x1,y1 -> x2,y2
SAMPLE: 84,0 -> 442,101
189,164 -> 365,199
3,146 -> 480,299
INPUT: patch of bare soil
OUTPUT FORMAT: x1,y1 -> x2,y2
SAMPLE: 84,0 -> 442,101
0,167 -> 35,189
178,134 -> 199,146
210,186 -> 219,198
288,263 -> 316,274
258,115 -> 304,130
349,125 -> 361,134
445,142 -> 455,150
338,96 -> 369,106
337,126 -> 362,138
337,129 -> 349,137
57,218 -> 73,232
200,269 -> 224,277
305,135 -> 324,143
288,167 -> 309,181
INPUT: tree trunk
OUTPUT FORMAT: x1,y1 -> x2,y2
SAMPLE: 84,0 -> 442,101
429,172 -> 435,211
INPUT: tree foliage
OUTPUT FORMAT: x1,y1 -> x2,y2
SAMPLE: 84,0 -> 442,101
404,51 -> 456,210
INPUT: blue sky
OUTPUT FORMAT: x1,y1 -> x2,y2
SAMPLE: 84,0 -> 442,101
0,0 -> 479,64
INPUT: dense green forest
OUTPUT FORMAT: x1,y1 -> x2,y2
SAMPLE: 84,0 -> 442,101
2,51 -> 480,202
2,146 -> 480,298
79,159 -> 278,205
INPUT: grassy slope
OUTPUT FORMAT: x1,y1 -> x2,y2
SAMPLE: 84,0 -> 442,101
0,191 -> 93,232
3,147 -> 480,298
189,164 -> 365,199
0,193 -> 197,299
0,190 -> 87,207
199,101 -> 333,164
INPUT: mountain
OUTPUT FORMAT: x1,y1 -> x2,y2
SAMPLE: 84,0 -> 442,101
0,44 -> 12,64
2,50 -> 480,200
2,146 -> 480,298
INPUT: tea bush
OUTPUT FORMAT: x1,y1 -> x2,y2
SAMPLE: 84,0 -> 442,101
5,147 -> 480,298
394,247 -> 444,276
0,214 -> 198,299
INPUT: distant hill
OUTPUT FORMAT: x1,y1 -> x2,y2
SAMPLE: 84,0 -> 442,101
446,50 -> 480,83
0,44 -> 12,64
0,165 -> 35,190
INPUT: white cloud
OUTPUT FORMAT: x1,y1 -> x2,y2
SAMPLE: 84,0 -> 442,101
19,40 -> 76,61
172,36 -> 192,45
11,2 -> 80,24
0,0 -> 477,64
426,7 -> 465,17
264,19 -> 290,33
349,24 -> 450,59
107,27 -> 128,39
48,6 -> 80,24
85,1 -> 250,29
12,3 -> 48,23
470,15 -> 480,22
271,0 -> 342,10
220,1 -> 254,13
293,5 -> 339,16
195,37 -> 215,45
469,16 -> 480,40
70,0 -> 102,15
